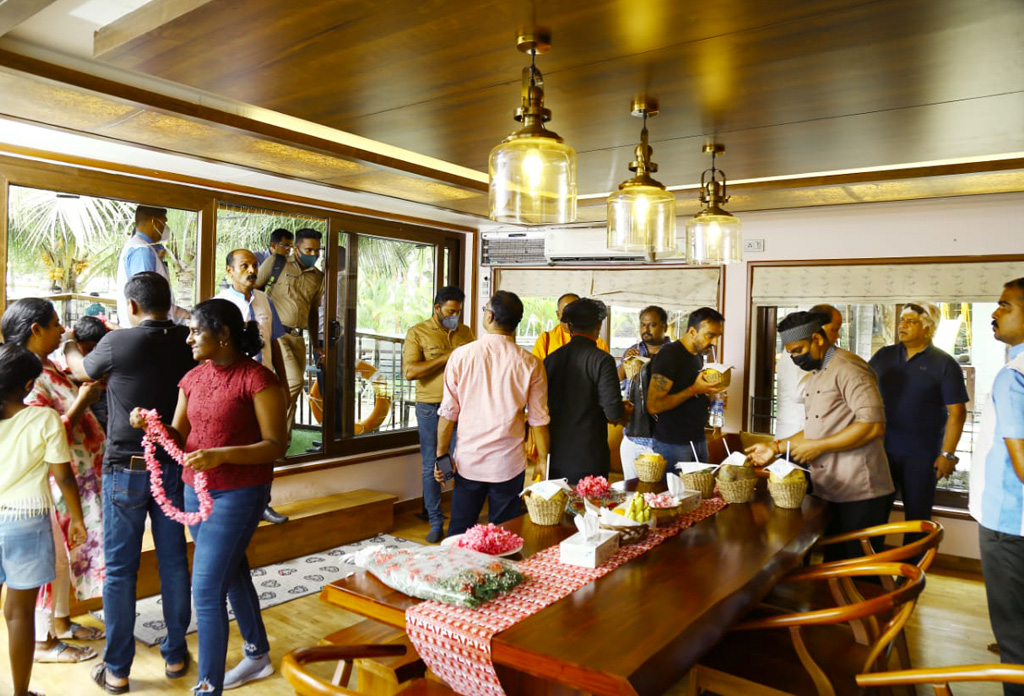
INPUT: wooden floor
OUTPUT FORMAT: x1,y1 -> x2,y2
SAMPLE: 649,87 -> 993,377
0,502 -> 1004,696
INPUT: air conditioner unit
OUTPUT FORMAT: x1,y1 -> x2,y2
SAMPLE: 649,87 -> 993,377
480,230 -> 547,266
544,228 -> 646,264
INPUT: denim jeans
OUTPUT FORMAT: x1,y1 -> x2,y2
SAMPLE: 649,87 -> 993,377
101,463 -> 191,679
416,403 -> 457,529
652,439 -> 709,470
448,471 -> 526,537
186,483 -> 270,695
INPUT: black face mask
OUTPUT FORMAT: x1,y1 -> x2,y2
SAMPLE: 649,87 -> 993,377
791,352 -> 823,372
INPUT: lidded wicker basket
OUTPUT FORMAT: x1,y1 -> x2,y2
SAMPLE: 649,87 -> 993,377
680,471 -> 715,499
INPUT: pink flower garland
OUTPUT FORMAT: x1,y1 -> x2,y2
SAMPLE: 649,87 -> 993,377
139,408 -> 213,524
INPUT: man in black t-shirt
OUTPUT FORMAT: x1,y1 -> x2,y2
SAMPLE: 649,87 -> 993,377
66,272 -> 195,692
647,307 -> 727,466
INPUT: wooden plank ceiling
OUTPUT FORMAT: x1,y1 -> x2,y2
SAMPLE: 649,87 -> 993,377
3,0 -> 1024,220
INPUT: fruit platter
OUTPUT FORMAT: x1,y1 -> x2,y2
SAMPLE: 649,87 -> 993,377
442,523 -> 525,557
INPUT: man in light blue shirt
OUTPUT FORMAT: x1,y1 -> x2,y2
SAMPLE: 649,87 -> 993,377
969,277 -> 1024,691
116,206 -> 172,326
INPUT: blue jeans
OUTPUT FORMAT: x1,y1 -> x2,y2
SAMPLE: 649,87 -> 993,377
186,483 -> 270,695
652,439 -> 709,470
416,403 -> 457,529
102,463 -> 191,679
448,471 -> 526,537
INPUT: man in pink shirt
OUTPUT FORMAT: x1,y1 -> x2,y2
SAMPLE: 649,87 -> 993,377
436,290 -> 550,537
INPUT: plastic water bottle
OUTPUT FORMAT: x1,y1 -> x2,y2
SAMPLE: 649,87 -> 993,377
709,394 -> 725,428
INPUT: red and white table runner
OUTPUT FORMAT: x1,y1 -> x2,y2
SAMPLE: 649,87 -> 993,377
406,497 -> 728,696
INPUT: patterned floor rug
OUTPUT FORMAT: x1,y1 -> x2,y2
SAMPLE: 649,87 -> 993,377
94,533 -> 421,646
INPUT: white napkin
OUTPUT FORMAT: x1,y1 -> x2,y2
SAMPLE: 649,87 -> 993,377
720,451 -> 749,468
574,511 -> 600,541
598,506 -> 643,527
703,362 -> 733,373
666,472 -> 685,497
522,478 -> 572,500
765,460 -> 810,478
677,461 -> 718,474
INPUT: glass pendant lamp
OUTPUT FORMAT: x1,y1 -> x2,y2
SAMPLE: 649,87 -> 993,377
489,29 -> 577,225
685,143 -> 742,265
606,98 -> 676,258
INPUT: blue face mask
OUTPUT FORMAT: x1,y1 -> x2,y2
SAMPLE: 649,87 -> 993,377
440,314 -> 460,331
298,253 -> 318,268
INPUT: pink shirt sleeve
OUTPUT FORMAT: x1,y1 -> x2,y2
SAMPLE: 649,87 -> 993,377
525,358 -> 550,426
438,355 -> 461,421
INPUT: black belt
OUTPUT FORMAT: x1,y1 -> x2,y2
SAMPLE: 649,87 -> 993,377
281,325 -> 304,337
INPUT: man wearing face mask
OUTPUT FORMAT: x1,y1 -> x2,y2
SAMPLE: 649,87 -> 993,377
116,205 -> 175,328
647,307 -> 728,466
747,310 -> 894,561
403,286 -> 475,542
256,228 -> 325,438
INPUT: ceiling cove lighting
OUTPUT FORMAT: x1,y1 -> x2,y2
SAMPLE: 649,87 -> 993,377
685,143 -> 742,265
606,97 -> 676,259
488,27 -> 577,225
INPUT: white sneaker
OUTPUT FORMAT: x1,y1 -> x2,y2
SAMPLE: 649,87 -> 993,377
223,654 -> 274,690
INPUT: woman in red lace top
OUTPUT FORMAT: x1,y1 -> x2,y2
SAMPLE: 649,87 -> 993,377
131,298 -> 286,695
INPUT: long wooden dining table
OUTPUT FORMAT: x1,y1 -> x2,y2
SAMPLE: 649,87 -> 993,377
320,485 -> 829,696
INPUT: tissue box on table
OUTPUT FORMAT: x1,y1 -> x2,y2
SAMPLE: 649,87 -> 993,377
559,529 -> 619,568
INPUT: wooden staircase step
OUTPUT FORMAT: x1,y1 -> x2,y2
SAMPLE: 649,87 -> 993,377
71,489 -> 396,615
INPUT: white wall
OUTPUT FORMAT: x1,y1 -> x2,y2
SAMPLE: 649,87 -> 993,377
271,452 -> 422,506
718,191 -> 1024,559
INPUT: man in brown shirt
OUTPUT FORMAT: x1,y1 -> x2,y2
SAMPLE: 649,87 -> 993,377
256,228 -> 325,436
403,286 -> 475,542
748,310 -> 894,560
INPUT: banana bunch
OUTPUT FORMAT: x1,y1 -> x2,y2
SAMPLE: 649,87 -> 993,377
623,493 -> 651,523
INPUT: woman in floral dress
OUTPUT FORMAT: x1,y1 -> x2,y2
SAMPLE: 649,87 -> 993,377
1,298 -> 106,663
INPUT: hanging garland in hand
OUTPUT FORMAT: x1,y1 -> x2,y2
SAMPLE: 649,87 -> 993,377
139,408 -> 213,524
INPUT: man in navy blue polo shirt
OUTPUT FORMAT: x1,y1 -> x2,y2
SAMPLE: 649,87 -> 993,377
869,303 -> 968,537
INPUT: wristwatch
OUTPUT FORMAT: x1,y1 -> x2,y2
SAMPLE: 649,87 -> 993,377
941,451 -> 960,464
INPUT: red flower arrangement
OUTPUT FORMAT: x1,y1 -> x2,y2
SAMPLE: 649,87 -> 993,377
456,524 -> 524,555
575,475 -> 611,499
139,408 -> 213,524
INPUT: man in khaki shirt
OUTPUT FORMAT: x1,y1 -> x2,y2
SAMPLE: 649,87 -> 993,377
748,310 -> 894,561
403,286 -> 475,542
256,228 -> 325,436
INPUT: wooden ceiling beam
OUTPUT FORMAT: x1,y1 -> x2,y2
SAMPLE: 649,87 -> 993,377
93,0 -> 216,59
0,0 -> 58,37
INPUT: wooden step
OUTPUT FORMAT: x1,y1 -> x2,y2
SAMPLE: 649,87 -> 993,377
70,489 -> 396,615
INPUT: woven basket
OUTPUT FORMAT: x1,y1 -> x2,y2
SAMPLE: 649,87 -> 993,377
768,478 -> 808,509
680,471 -> 715,499
524,492 -> 566,526
634,455 -> 667,483
716,476 -> 757,503
600,521 -> 650,545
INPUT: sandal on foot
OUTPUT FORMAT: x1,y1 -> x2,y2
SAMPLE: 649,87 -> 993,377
166,651 -> 191,679
55,621 -> 105,640
91,663 -> 130,695
34,641 -> 97,663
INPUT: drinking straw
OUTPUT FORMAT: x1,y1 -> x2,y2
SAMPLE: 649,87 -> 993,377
785,441 -> 791,462
545,453 -> 551,480
723,440 -> 732,457
690,441 -> 700,462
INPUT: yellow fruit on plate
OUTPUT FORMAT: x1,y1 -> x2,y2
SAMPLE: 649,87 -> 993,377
613,508 -> 626,516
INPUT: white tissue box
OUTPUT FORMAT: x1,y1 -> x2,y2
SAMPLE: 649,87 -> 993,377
559,530 -> 620,568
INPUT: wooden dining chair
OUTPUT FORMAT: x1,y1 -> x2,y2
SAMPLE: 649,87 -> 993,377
688,562 -> 926,696
764,519 -> 943,673
282,645 -> 454,696
856,663 -> 1024,695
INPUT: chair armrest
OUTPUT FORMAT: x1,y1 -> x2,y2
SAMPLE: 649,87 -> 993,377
856,664 -> 1024,688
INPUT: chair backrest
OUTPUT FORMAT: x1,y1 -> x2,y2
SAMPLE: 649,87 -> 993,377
814,519 -> 944,571
282,644 -> 406,696
856,663 -> 1024,696
736,561 -> 926,674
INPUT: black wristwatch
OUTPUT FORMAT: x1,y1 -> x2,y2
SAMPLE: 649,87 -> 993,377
941,451 -> 959,464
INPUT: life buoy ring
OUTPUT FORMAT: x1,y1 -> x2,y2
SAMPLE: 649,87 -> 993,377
307,360 -> 391,435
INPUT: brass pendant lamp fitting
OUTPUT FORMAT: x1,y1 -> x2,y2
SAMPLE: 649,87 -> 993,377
488,26 -> 577,225
685,142 -> 743,265
606,97 -> 676,258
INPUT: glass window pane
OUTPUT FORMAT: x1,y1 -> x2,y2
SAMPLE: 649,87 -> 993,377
215,203 -> 327,458
6,185 -> 198,327
354,234 -> 435,436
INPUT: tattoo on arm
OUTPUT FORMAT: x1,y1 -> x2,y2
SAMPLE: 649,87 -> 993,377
650,374 -> 673,396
